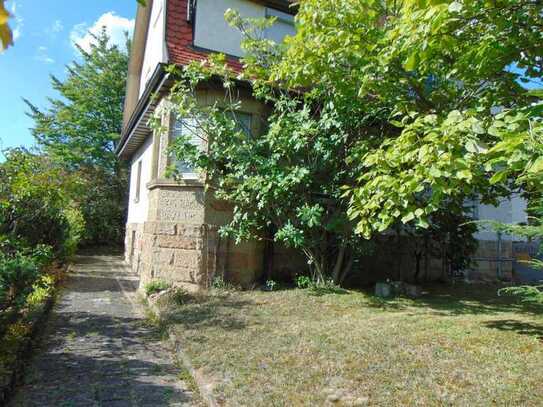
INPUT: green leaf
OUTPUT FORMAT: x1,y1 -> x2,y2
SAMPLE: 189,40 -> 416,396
429,167 -> 442,178
489,171 -> 507,184
465,140 -> 479,153
528,157 -> 543,174
401,212 -> 415,224
457,170 -> 472,180
471,121 -> 485,135
417,218 -> 430,228
404,52 -> 418,71
448,1 -> 463,13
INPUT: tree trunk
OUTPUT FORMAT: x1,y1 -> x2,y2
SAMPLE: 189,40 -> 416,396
339,252 -> 354,286
332,244 -> 346,285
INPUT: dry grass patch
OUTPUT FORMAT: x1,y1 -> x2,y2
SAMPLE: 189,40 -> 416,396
163,285 -> 543,406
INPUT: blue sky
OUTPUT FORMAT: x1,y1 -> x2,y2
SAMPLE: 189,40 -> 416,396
0,0 -> 136,158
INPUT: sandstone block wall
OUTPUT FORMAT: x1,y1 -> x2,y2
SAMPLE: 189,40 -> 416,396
125,223 -> 144,274
137,221 -> 214,287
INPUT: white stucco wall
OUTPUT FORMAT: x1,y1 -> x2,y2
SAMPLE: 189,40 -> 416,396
140,0 -> 167,97
474,193 -> 528,241
127,136 -> 154,224
194,0 -> 295,57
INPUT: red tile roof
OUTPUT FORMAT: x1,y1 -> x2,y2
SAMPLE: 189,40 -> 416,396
166,0 -> 243,72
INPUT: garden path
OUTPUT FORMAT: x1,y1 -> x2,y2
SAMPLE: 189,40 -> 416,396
9,252 -> 193,406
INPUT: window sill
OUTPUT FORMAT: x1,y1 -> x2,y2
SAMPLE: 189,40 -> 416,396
147,178 -> 205,190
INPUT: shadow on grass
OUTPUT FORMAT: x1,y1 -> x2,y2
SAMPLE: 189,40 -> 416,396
161,292 -> 252,331
483,319 -> 543,340
363,284 -> 543,317
307,286 -> 349,297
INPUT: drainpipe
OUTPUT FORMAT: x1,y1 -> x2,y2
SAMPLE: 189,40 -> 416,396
497,231 -> 502,280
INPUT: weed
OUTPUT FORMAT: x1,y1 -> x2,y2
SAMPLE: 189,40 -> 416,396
295,275 -> 311,289
265,279 -> 277,291
211,275 -> 235,291
144,280 -> 171,296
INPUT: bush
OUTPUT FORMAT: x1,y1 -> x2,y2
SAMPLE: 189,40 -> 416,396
0,149 -> 84,259
61,207 -> 86,258
0,242 -> 52,311
296,275 -> 312,289
498,285 -> 543,304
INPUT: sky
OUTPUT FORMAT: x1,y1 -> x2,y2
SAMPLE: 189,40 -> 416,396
0,0 -> 137,158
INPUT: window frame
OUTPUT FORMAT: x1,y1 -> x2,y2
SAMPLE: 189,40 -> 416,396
170,116 -> 204,180
134,160 -> 143,203
169,111 -> 254,180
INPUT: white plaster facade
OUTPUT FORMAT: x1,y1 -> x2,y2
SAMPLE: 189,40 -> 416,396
127,136 -> 154,225
194,0 -> 295,57
467,193 -> 529,281
140,0 -> 168,97
474,194 -> 528,242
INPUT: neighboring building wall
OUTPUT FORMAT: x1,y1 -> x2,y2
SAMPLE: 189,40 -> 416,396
469,194 -> 528,281
140,0 -> 167,97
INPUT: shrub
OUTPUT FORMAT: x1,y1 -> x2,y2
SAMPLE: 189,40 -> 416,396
211,275 -> 235,291
296,275 -> 312,289
61,207 -> 86,258
0,149 -> 85,258
26,274 -> 56,308
0,250 -> 53,312
498,285 -> 543,304
0,236 -> 53,311
308,279 -> 347,296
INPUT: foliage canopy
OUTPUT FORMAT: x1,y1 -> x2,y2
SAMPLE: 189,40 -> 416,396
25,30 -> 130,245
166,0 -> 541,285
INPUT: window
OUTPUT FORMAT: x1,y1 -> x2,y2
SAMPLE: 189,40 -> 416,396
230,111 -> 253,136
171,117 -> 204,179
134,160 -> 142,203
170,113 -> 252,179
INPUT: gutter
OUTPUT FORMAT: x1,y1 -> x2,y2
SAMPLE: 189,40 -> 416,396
116,63 -> 169,157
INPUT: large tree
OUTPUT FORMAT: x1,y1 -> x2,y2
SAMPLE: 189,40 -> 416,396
266,0 -> 542,237
165,58 -> 367,285
25,30 -> 129,244
167,0 -> 541,284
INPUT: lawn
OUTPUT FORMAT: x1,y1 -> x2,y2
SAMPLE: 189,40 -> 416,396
158,284 -> 543,406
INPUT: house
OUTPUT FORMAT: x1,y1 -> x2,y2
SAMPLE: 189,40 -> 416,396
117,0 -> 532,289
116,0 -> 298,289
470,194 -> 532,282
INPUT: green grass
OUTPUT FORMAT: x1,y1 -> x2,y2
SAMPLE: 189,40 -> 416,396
161,284 -> 543,406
